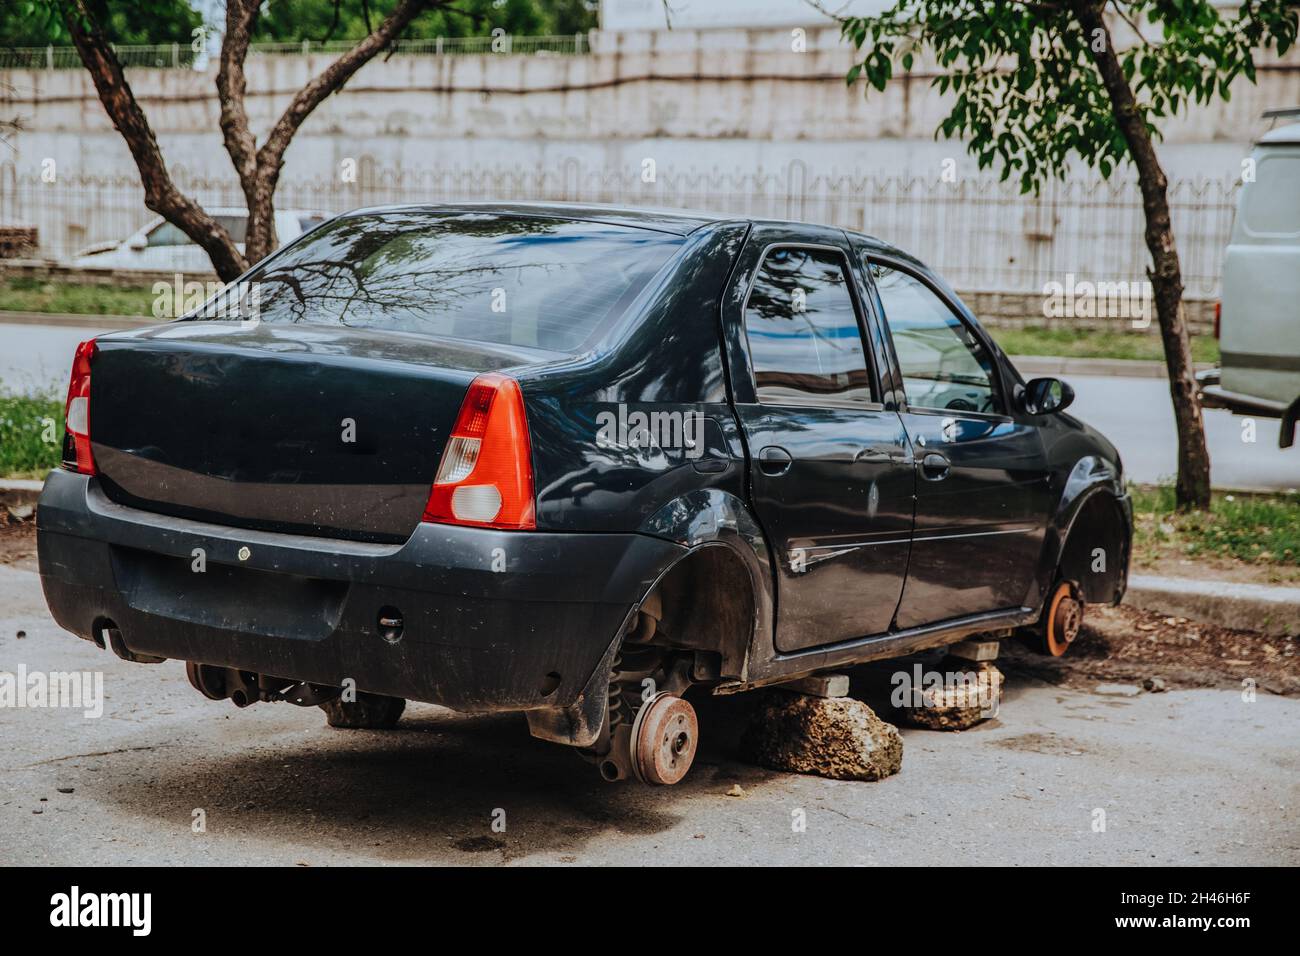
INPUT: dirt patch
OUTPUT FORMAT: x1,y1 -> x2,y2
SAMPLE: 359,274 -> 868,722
991,732 -> 1089,756
1000,603 -> 1299,696
0,514 -> 37,572
452,835 -> 504,854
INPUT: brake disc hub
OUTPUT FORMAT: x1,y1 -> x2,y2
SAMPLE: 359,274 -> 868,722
630,693 -> 698,786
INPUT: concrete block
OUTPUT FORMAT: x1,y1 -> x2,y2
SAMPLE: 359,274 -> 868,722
899,661 -> 1003,731
947,639 -> 1001,663
742,692 -> 902,781
779,673 -> 850,698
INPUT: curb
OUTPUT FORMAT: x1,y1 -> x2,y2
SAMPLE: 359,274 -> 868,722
0,479 -> 44,514
1010,355 -> 1215,379
0,479 -> 45,492
1125,574 -> 1300,637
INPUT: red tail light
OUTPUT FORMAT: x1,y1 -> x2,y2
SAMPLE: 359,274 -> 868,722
423,373 -> 535,530
1214,300 -> 1221,340
62,339 -> 97,475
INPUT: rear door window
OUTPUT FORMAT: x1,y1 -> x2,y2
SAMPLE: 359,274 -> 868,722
236,212 -> 683,354
742,246 -> 874,406
1240,154 -> 1300,237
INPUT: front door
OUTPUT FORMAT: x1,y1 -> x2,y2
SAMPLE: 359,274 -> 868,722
726,226 -> 915,652
863,258 -> 1053,628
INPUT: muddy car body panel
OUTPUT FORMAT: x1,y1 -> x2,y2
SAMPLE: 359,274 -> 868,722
37,202 -> 1131,757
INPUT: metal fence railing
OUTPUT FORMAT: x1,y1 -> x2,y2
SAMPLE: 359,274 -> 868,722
0,33 -> 591,70
0,159 -> 1239,297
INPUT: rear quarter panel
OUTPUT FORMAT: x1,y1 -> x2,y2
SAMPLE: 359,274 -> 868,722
524,222 -> 751,533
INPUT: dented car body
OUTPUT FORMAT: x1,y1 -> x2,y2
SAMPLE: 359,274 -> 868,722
38,203 -> 1132,784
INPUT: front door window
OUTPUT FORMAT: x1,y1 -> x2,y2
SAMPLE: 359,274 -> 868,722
868,262 -> 999,415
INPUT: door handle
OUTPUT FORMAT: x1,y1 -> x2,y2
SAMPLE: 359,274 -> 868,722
757,445 -> 793,476
920,452 -> 951,481
855,446 -> 910,465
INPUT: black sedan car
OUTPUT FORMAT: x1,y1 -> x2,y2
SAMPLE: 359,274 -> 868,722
37,203 -> 1131,785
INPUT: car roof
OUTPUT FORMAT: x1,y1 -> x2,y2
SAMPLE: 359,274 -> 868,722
341,201 -> 732,236
335,201 -> 929,259
149,207 -> 327,219
1258,121 -> 1300,146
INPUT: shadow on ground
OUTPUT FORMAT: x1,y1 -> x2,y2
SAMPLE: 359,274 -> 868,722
60,685 -> 783,863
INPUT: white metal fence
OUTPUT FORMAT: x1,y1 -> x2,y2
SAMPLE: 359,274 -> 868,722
0,159 -> 1239,297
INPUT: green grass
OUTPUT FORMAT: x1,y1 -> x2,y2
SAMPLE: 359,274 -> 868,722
0,393 -> 65,479
0,278 -> 157,317
1130,483 -> 1300,567
992,326 -> 1220,364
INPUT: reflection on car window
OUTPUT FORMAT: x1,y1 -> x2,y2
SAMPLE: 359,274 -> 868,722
744,246 -> 872,405
223,212 -> 682,354
870,262 -> 999,414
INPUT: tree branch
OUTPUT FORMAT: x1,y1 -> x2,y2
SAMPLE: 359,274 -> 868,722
258,0 -> 438,173
1107,0 -> 1152,47
240,0 -> 444,261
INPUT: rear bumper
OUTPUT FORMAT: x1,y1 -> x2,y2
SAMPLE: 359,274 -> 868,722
1196,368 -> 1287,418
37,469 -> 684,716
1197,368 -> 1299,448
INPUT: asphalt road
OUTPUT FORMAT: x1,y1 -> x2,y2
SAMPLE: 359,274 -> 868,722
1068,375 -> 1298,494
0,323 -> 104,395
2,564 -> 1296,866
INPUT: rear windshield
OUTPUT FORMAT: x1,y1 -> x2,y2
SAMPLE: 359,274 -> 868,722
206,211 -> 684,353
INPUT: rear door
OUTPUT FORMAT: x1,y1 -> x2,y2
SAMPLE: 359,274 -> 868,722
860,255 -> 1052,628
724,224 -> 915,652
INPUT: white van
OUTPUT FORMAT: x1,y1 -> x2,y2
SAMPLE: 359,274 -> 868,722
1198,110 -> 1300,448
72,207 -> 330,273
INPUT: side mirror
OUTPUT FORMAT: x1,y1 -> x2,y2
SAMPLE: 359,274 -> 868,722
127,235 -> 147,251
1022,377 -> 1074,415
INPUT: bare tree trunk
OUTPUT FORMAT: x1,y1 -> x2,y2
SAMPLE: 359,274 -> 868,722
60,0 -> 247,282
1073,1 -> 1212,510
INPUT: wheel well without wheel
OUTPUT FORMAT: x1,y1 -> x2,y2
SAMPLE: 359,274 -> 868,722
637,543 -> 756,683
1057,491 -> 1128,604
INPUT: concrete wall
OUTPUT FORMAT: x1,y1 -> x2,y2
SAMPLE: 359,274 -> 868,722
5,26 -> 1295,180
2,25 -> 1297,296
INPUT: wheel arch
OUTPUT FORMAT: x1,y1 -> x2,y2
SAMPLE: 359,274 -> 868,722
524,489 -> 771,750
1042,466 -> 1132,606
634,488 -> 775,682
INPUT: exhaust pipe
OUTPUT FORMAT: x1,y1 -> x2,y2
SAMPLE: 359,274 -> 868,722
184,662 -> 340,709
95,618 -> 165,664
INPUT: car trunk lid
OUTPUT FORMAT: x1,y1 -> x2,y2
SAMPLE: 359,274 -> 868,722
88,321 -> 551,542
